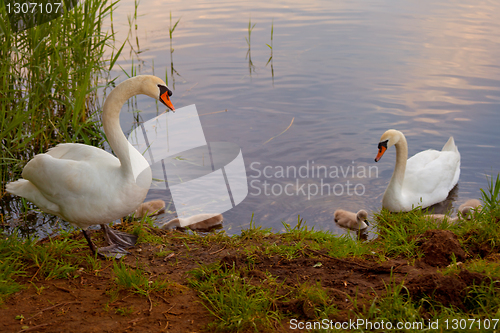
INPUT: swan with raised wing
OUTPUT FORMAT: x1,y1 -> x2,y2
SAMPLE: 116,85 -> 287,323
6,75 -> 175,257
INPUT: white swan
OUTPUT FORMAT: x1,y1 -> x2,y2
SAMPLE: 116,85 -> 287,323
6,75 -> 175,256
161,213 -> 223,231
334,209 -> 369,230
375,130 -> 460,212
135,199 -> 166,218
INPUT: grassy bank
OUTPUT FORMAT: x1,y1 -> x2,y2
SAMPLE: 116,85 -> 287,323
0,0 -> 117,185
0,176 -> 499,332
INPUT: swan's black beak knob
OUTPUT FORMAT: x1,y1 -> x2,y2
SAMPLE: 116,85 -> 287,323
158,85 -> 175,111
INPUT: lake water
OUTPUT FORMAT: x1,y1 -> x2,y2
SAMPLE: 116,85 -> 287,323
8,0 -> 500,237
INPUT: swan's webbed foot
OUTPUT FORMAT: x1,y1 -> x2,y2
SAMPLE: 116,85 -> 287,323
100,224 -> 138,248
96,244 -> 130,259
82,226 -> 137,259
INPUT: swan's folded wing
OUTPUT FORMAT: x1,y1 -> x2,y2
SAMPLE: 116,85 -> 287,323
47,143 -> 114,161
21,152 -> 120,199
403,149 -> 460,205
6,179 -> 60,214
23,154 -> 85,198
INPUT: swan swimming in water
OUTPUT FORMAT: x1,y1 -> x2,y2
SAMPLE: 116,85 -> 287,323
375,129 -> 460,212
6,75 -> 175,257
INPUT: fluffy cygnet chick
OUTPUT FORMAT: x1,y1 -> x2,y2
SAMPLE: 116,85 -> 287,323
425,199 -> 482,223
161,213 -> 223,231
424,214 -> 458,223
135,199 -> 166,218
334,209 -> 369,230
458,199 -> 482,219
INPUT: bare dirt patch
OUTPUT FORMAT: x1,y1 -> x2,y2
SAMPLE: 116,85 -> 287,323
0,227 -> 496,332
416,229 -> 466,267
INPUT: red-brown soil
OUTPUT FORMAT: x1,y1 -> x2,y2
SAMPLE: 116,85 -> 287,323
0,228 -> 496,332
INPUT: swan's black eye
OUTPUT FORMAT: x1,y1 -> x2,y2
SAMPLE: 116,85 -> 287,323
378,140 -> 388,151
158,84 -> 172,97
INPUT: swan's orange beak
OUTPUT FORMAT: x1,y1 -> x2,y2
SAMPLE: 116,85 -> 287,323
160,90 -> 175,111
375,140 -> 389,162
375,146 -> 387,162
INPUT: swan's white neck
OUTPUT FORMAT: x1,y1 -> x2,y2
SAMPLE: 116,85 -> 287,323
387,132 -> 408,196
102,77 -> 147,177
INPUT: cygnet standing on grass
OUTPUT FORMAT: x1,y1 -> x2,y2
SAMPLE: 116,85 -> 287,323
458,199 -> 482,219
423,214 -> 458,223
334,209 -> 369,230
135,199 -> 166,218
161,213 -> 223,231
424,199 -> 482,223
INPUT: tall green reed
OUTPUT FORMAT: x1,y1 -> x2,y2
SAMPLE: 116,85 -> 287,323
0,0 -> 117,186
481,174 -> 500,217
245,18 -> 256,75
266,20 -> 274,83
167,11 -> 181,88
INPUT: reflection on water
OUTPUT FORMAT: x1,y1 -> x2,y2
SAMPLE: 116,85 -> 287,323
83,0 -> 500,237
266,20 -> 275,85
245,19 -> 256,76
6,0 -> 500,238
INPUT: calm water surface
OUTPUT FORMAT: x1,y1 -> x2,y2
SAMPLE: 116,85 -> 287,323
106,0 -> 500,236
14,0 -> 500,237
